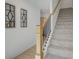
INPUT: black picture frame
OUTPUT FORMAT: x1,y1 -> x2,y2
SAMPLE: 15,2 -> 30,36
5,3 -> 15,28
20,8 -> 27,27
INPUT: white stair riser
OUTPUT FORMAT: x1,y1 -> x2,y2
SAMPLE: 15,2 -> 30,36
58,16 -> 73,18
57,22 -> 72,25
51,37 -> 73,41
56,25 -> 73,28
51,40 -> 73,49
54,36 -> 72,40
54,30 -> 73,34
58,19 -> 72,22
57,23 -> 72,26
55,26 -> 72,28
55,27 -> 72,29
57,21 -> 72,24
54,34 -> 72,37
54,30 -> 72,34
57,21 -> 72,23
45,54 -> 70,59
59,14 -> 73,16
48,48 -> 73,58
55,28 -> 73,31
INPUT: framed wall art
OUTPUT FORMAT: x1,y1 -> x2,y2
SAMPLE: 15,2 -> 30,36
5,3 -> 15,28
20,8 -> 27,27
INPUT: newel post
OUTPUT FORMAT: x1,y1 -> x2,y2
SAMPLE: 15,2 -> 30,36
36,24 -> 43,59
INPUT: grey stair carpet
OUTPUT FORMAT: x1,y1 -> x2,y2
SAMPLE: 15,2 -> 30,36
45,8 -> 73,59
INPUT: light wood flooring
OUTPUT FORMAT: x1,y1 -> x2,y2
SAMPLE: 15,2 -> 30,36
14,45 -> 36,59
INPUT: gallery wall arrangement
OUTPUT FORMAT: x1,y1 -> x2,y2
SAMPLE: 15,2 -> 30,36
5,3 -> 27,28
5,3 -> 15,28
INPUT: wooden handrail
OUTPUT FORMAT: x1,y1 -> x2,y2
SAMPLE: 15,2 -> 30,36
43,15 -> 51,29
43,0 -> 61,30
52,0 -> 61,15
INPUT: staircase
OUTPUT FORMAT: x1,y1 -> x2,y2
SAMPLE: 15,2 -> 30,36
45,8 -> 73,59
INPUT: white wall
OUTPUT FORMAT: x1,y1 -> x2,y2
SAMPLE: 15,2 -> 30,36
28,0 -> 50,9
5,0 -> 40,59
40,0 -> 59,18
40,9 -> 50,18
